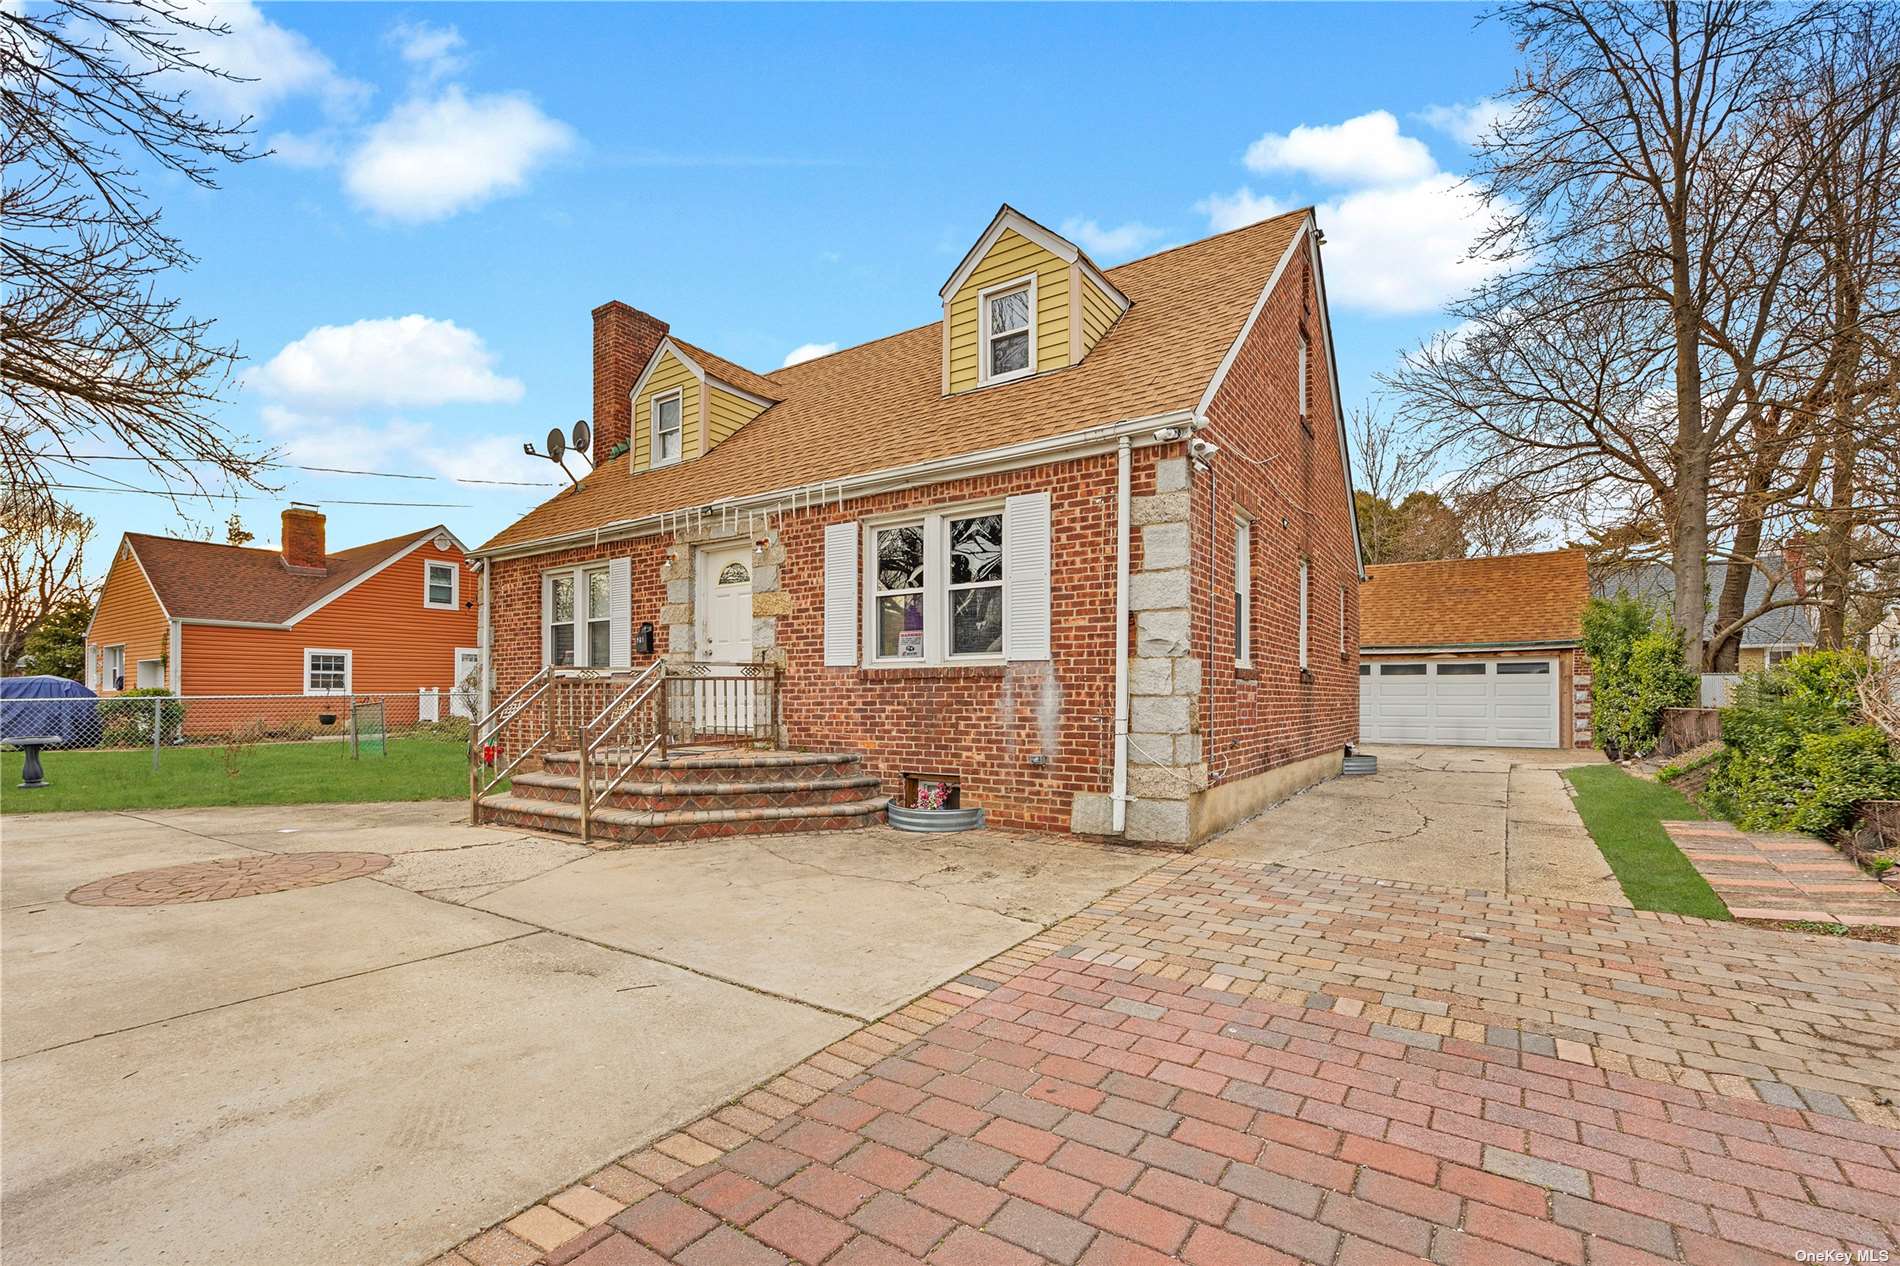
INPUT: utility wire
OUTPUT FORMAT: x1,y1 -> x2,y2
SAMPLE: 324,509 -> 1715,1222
31,452 -> 558,488
42,482 -> 475,509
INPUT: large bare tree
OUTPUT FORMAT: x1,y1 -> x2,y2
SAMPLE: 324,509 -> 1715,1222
1399,1 -> 1898,669
1,0 -> 266,510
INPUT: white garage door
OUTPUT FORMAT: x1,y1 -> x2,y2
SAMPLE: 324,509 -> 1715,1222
1358,658 -> 1559,747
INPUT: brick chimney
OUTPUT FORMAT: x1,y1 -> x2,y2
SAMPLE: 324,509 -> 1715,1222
592,301 -> 669,464
281,505 -> 328,574
1782,541 -> 1808,598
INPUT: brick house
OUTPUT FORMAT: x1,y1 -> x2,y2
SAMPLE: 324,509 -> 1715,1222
471,206 -> 1364,846
1358,549 -> 1594,749
85,507 -> 479,720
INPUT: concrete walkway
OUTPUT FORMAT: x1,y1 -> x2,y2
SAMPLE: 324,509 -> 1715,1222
1199,744 -> 1626,905
476,855 -> 1900,1266
1668,820 -> 1900,927
0,803 -> 1167,1266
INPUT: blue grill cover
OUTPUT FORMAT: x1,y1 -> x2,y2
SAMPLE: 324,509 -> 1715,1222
0,675 -> 98,748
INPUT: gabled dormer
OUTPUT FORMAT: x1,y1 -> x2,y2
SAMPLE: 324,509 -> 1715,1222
626,337 -> 778,472
939,205 -> 1130,394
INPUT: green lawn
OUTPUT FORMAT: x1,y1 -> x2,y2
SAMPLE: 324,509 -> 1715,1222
1,738 -> 474,814
1564,764 -> 1730,920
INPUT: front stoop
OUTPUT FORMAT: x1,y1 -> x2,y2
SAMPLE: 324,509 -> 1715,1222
476,749 -> 887,847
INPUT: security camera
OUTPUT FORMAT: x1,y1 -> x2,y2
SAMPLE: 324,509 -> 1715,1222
1152,425 -> 1186,442
1189,437 -> 1220,461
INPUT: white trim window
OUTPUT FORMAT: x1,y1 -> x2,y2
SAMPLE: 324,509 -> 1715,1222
651,388 -> 684,466
1338,583 -> 1347,655
867,506 -> 1006,664
545,565 -> 612,667
979,275 -> 1036,385
424,560 -> 459,609
1234,517 -> 1252,666
304,648 -> 351,695
103,644 -> 125,691
1765,645 -> 1801,668
1298,557 -> 1311,671
136,658 -> 165,688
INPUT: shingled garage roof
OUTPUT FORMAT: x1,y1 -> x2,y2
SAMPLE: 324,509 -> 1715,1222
480,209 -> 1311,552
1362,549 -> 1590,650
125,529 -> 436,624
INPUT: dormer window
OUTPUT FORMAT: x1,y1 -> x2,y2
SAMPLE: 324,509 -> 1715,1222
981,277 -> 1035,384
651,390 -> 683,465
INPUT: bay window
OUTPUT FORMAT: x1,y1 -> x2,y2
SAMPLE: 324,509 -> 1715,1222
867,506 -> 1005,664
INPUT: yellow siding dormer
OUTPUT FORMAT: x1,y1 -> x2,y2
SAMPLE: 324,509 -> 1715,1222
940,206 -> 1130,395
627,339 -> 778,472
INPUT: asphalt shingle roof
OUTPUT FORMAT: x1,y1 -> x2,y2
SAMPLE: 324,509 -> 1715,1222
125,529 -> 435,624
1590,561 -> 1816,646
1361,549 -> 1590,650
480,209 -> 1311,552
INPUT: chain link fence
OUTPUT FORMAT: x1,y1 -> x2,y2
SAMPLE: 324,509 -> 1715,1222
1,689 -> 477,770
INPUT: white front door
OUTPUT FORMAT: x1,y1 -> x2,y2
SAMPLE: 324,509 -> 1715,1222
450,647 -> 481,719
696,545 -> 755,733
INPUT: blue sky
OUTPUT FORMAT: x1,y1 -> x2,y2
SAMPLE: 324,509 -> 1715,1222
65,2 -> 1519,577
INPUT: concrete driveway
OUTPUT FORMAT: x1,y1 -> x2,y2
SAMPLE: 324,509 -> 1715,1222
0,803 -> 1167,1266
1200,744 -> 1627,905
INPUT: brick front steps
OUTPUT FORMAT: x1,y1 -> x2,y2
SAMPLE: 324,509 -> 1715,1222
477,749 -> 887,847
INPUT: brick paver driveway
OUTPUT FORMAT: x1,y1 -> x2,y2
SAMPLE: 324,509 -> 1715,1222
448,857 -> 1900,1266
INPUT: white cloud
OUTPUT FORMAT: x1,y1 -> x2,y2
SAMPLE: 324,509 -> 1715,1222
1243,111 -> 1436,188
1059,217 -> 1165,262
1308,175 -> 1514,315
389,20 -> 466,82
174,0 -> 369,122
1416,99 -> 1509,147
1195,187 -> 1290,233
342,86 -> 575,222
781,342 -> 838,368
249,315 -> 524,410
264,129 -> 339,168
260,409 -> 554,489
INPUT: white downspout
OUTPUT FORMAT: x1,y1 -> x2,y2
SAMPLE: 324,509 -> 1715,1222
477,560 -> 493,719
1112,436 -> 1131,835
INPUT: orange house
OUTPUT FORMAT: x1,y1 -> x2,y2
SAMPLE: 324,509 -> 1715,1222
84,508 -> 480,717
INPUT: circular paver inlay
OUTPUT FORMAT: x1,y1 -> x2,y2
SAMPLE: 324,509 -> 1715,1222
68,852 -> 392,907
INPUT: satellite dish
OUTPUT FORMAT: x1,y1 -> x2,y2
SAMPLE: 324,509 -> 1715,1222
572,419 -> 592,453
546,427 -> 566,461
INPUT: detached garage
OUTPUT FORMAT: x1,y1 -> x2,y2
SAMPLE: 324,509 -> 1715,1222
1358,549 -> 1593,750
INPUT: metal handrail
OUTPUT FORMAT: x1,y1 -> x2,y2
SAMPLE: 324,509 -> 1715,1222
474,665 -> 549,750
468,666 -> 553,822
577,663 -> 671,843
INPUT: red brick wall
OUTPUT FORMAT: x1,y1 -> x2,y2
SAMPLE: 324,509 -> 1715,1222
487,449 -> 1168,832
592,302 -> 669,464
1193,242 -> 1361,785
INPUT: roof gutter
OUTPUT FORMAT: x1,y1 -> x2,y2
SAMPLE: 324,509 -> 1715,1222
1362,639 -> 1581,654
473,408 -> 1197,562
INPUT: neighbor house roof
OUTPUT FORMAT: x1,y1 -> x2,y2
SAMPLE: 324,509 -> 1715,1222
1590,561 -> 1816,647
481,209 -> 1312,553
124,528 -> 443,625
1362,549 -> 1590,650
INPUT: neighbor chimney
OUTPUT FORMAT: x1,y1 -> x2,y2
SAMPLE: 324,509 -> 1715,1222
281,505 -> 328,574
592,301 -> 669,464
1782,541 -> 1808,598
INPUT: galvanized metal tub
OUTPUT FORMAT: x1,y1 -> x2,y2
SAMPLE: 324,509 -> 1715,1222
886,800 -> 987,832
1342,754 -> 1379,777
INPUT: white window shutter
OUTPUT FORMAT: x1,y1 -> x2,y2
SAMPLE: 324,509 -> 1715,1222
609,556 -> 632,666
541,572 -> 553,666
1003,492 -> 1052,661
823,522 -> 858,666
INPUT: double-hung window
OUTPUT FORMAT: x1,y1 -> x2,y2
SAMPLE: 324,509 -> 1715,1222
980,277 -> 1034,384
651,390 -> 683,465
304,648 -> 351,695
1234,518 -> 1252,666
546,565 -> 612,667
1338,583 -> 1347,656
103,644 -> 125,691
869,507 -> 1005,664
425,560 -> 458,609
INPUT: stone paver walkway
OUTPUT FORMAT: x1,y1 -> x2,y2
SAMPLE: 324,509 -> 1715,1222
432,857 -> 1900,1266
1667,820 -> 1900,928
